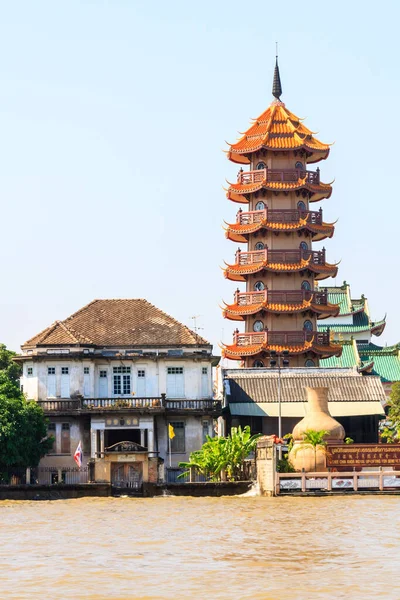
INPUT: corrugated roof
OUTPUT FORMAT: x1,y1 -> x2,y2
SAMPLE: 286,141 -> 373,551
229,401 -> 385,418
224,369 -> 386,404
23,299 -> 210,348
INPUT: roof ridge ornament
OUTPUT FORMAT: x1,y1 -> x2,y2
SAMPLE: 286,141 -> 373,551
272,45 -> 282,100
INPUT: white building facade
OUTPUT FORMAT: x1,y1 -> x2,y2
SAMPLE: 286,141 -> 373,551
17,299 -> 220,486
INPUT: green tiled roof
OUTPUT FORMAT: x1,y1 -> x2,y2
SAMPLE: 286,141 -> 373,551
358,343 -> 400,383
320,343 -> 358,368
321,341 -> 400,384
368,355 -> 400,383
326,291 -> 350,315
317,315 -> 385,334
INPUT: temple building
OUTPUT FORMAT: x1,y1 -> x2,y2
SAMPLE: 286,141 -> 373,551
221,58 -> 342,368
219,61 -> 388,442
318,281 -> 400,395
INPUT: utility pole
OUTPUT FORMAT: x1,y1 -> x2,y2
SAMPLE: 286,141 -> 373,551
270,350 -> 289,460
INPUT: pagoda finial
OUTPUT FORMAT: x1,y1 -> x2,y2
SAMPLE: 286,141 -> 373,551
272,44 -> 282,100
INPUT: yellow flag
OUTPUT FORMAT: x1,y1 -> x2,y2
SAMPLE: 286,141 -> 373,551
168,424 -> 175,439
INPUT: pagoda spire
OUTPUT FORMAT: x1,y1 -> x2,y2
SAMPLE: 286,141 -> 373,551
272,52 -> 282,100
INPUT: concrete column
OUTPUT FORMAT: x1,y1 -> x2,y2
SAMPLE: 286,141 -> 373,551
91,430 -> 97,459
100,430 -> 105,456
26,467 -> 31,485
140,429 -> 146,448
148,429 -> 154,453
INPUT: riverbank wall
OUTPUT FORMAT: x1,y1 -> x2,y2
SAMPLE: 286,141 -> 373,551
142,481 -> 253,497
0,483 -> 111,500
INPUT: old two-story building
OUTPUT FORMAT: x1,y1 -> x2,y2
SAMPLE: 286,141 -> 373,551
17,299 -> 220,487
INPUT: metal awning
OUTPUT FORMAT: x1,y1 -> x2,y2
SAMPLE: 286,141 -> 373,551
229,401 -> 385,418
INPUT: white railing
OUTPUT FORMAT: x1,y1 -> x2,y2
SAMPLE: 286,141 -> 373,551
276,471 -> 400,493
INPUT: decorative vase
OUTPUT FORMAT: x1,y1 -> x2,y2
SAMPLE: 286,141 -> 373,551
289,387 -> 345,472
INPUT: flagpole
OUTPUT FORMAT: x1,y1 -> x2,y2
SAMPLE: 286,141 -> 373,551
169,432 -> 172,468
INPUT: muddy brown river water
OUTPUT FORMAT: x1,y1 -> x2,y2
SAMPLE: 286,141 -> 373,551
0,495 -> 399,599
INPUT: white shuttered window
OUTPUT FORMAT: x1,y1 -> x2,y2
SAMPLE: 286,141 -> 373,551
166,367 -> 184,398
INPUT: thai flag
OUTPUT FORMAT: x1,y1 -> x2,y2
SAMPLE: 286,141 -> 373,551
74,441 -> 83,468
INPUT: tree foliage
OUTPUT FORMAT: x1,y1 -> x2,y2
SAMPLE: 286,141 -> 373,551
179,425 -> 261,481
293,429 -> 329,472
0,344 -> 53,479
380,383 -> 400,443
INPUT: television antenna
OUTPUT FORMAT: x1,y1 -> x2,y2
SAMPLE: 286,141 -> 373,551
190,315 -> 204,335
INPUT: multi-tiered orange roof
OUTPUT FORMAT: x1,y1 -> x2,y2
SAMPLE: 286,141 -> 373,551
223,255 -> 339,282
225,214 -> 335,243
227,101 -> 331,165
222,296 -> 340,321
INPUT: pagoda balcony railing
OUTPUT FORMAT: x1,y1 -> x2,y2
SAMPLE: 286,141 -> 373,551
236,209 -> 267,225
238,168 -> 320,186
235,248 -> 326,266
233,330 -> 330,347
235,290 -> 267,306
234,289 -> 328,306
236,208 -> 323,226
236,249 -> 267,266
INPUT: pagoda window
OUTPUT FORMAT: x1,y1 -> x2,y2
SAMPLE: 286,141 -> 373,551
305,359 -> 315,368
255,242 -> 265,251
253,360 -> 264,368
295,161 -> 304,170
297,200 -> 306,211
301,280 -> 311,291
254,281 -> 265,292
255,201 -> 265,211
304,320 -> 313,331
253,320 -> 264,332
300,241 -> 308,252
256,161 -> 266,170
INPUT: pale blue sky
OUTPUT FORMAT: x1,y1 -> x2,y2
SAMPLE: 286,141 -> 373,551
1,0 -> 399,356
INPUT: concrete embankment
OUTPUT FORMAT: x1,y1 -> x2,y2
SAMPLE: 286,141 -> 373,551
143,481 -> 253,497
0,483 -> 111,500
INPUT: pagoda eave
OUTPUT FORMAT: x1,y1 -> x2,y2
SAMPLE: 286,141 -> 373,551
227,146 -> 330,165
227,181 -> 332,202
225,221 -> 335,242
222,300 -> 340,320
224,262 -> 338,281
370,321 -> 386,336
222,339 -> 314,360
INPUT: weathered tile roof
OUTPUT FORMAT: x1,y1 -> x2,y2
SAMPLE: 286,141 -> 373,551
224,369 -> 386,404
23,299 -> 210,348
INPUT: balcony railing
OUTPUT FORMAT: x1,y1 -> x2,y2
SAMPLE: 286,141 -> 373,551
233,330 -> 330,347
83,397 -> 164,409
37,396 -> 221,413
236,249 -> 267,265
233,289 -> 328,306
235,290 -> 267,306
235,248 -> 326,266
238,168 -> 320,186
236,208 -> 323,226
38,399 -> 82,411
165,399 -> 221,411
236,209 -> 267,225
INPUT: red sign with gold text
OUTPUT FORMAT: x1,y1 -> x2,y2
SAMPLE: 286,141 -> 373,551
326,445 -> 400,467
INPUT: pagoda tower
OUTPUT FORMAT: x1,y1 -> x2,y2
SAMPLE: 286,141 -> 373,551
221,59 -> 342,368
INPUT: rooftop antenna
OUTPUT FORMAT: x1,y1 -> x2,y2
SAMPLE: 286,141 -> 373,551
190,315 -> 204,335
272,42 -> 282,100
